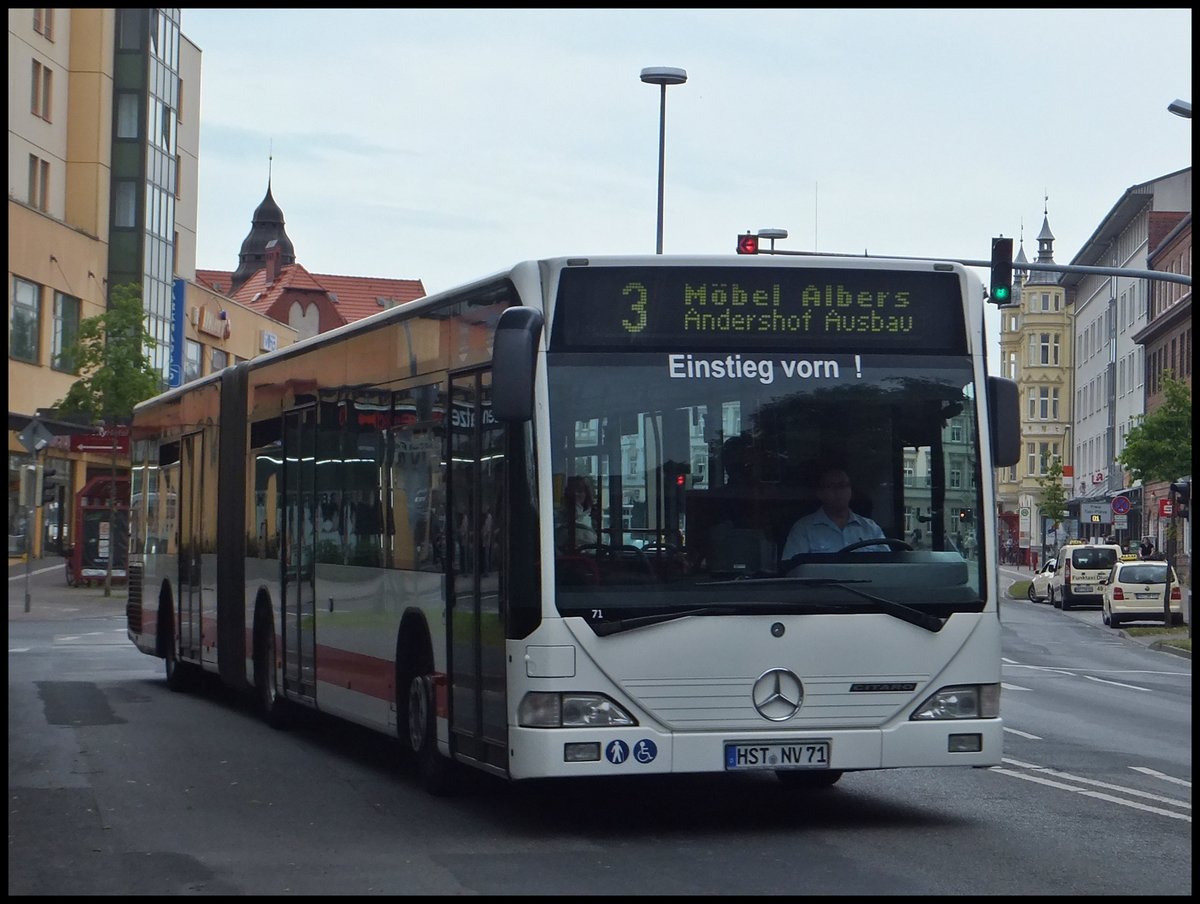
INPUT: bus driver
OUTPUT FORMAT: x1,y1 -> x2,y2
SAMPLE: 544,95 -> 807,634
781,466 -> 886,557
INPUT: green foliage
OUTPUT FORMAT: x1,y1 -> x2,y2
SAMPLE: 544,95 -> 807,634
1117,374 -> 1192,483
54,282 -> 160,424
1035,455 -> 1068,526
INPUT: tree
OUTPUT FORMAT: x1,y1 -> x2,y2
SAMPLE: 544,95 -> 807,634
56,282 -> 160,419
55,282 -> 160,596
1117,373 -> 1192,483
1035,455 -> 1069,550
1117,373 -> 1193,631
1036,456 -> 1069,524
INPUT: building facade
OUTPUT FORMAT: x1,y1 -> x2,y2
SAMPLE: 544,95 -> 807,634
1058,168 -> 1191,548
6,9 -> 297,559
996,216 -> 1073,564
1135,212 -> 1192,576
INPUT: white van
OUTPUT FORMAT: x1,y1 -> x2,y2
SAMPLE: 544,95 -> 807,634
1050,540 -> 1124,610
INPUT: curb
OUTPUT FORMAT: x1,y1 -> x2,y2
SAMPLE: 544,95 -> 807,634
1146,639 -> 1192,660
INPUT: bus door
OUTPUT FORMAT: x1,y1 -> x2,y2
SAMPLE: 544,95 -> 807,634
447,371 -> 508,773
177,432 -> 203,661
282,407 -> 317,702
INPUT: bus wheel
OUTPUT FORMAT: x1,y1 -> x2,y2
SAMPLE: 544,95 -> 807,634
160,608 -> 193,692
254,617 -> 289,729
406,674 -> 455,796
776,769 -> 843,789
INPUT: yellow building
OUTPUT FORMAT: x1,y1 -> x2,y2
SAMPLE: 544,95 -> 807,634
8,10 -> 296,559
995,214 -> 1073,564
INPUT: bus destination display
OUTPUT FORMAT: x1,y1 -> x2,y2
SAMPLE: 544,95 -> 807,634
553,265 -> 967,353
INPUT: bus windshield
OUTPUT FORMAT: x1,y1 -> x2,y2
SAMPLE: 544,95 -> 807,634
547,351 -> 984,620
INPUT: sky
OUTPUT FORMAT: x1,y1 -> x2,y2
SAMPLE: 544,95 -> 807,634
181,8 -> 1192,335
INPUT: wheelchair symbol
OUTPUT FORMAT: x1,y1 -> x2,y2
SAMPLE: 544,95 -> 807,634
633,739 -> 658,764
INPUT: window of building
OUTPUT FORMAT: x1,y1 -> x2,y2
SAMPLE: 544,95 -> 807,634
1040,293 -> 1050,312
1038,387 -> 1050,420
31,60 -> 52,120
114,181 -> 137,227
949,468 -> 962,489
117,93 -> 139,138
1051,388 -> 1059,420
210,347 -> 228,373
950,422 -> 963,442
184,340 -> 202,383
51,292 -> 80,372
118,9 -> 141,50
11,277 -> 41,363
1026,443 -> 1036,478
903,465 -> 914,486
33,8 -> 55,40
1039,333 -> 1052,365
27,155 -> 49,211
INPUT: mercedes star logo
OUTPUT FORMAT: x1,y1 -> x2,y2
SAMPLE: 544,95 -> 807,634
752,668 -> 803,721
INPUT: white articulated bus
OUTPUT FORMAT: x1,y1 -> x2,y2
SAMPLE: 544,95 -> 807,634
126,254 -> 1020,793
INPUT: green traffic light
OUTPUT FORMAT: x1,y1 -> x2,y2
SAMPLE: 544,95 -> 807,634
992,285 -> 1011,302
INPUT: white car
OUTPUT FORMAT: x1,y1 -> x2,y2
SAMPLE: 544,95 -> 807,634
1028,558 -> 1056,603
1101,557 -> 1183,628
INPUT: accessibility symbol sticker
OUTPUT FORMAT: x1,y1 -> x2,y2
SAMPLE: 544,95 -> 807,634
605,740 -> 630,764
633,739 -> 658,764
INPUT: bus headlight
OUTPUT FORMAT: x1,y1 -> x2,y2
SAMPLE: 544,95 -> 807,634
518,692 -> 637,728
910,684 -> 1000,720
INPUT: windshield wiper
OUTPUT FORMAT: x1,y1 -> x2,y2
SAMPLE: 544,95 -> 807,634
589,606 -> 740,637
704,576 -> 945,633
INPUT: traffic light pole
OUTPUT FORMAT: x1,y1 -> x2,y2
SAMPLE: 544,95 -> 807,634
753,247 -> 1192,286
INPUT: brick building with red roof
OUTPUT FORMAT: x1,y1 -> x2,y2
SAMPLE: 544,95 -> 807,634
196,181 -> 424,339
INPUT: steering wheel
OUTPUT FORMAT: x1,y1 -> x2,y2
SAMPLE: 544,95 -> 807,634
838,537 -> 913,553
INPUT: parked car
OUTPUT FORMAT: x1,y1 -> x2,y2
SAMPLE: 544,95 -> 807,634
1028,558 -> 1056,603
1050,540 -> 1123,610
1101,556 -> 1183,628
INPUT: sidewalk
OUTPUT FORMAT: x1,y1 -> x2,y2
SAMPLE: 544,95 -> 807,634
8,555 -> 128,619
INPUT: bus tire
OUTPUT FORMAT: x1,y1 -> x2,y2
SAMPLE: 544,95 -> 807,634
159,603 -> 194,692
776,769 -> 843,789
405,673 -> 455,796
254,609 -> 289,729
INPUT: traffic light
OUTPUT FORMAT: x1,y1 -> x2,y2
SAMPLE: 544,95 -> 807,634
989,236 -> 1013,304
1170,478 -> 1191,520
41,468 -> 57,505
736,233 -> 759,255
958,508 -> 972,523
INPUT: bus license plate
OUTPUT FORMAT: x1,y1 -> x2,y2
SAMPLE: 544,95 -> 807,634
725,740 -> 830,771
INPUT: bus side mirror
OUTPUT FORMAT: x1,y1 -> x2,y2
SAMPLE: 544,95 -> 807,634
987,376 -> 1020,468
492,306 -> 544,422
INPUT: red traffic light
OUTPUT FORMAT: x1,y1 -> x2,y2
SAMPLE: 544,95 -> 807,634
736,233 -> 759,254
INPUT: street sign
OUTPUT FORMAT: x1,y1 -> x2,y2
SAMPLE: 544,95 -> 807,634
17,418 -> 53,454
1113,514 -> 1128,529
1111,495 -> 1131,515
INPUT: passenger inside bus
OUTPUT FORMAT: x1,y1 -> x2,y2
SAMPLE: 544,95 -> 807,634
780,465 -> 887,558
556,475 -> 599,552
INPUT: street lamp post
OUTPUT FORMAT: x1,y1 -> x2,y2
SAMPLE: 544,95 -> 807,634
640,66 -> 687,254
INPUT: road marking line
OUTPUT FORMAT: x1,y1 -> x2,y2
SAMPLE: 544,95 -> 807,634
1001,757 -> 1190,808
1081,674 -> 1151,692
991,768 -> 1191,822
1130,766 -> 1191,787
1003,727 -> 1042,740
